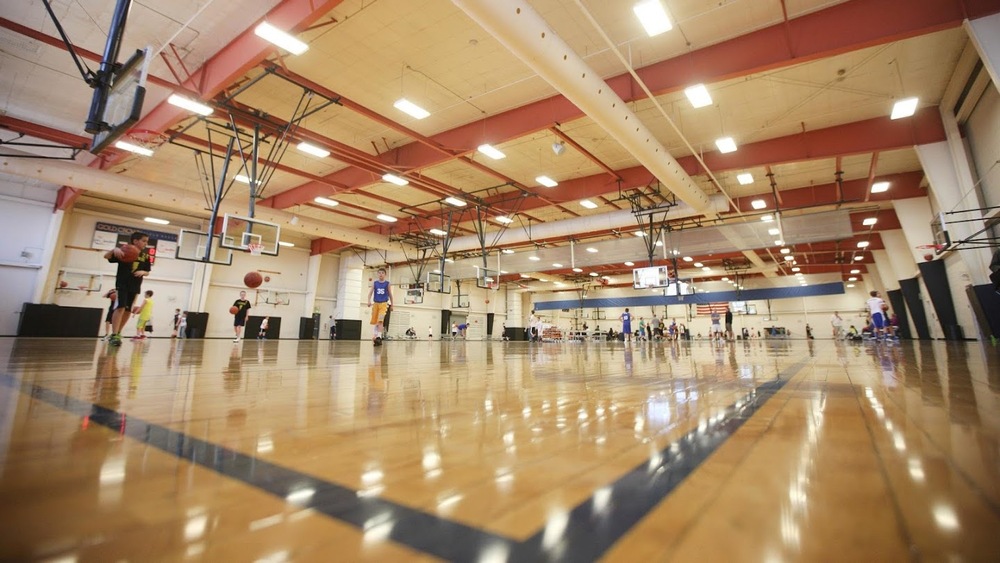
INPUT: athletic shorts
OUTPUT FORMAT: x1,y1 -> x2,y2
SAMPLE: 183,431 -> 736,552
114,288 -> 140,313
234,314 -> 247,327
871,312 -> 885,329
370,301 -> 389,324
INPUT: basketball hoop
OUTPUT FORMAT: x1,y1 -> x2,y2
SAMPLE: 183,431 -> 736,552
915,244 -> 937,262
247,243 -> 263,256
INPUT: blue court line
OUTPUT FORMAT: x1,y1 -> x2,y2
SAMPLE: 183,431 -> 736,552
0,359 -> 807,561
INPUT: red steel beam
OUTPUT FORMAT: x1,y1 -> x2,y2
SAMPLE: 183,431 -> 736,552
263,0 -> 991,210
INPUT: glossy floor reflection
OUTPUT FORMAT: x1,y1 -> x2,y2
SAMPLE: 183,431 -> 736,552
0,337 -> 998,561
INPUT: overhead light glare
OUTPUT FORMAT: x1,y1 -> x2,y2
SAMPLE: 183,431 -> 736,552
444,196 -> 467,207
586,247 -> 598,253
693,262 -> 703,268
552,263 -> 563,268
532,175 -> 557,188
296,142 -> 330,158
393,98 -> 430,119
254,22 -> 308,55
144,217 -> 169,225
784,256 -> 795,261
501,249 -> 515,254
376,213 -> 397,223
863,217 -> 878,226
715,137 -> 737,153
854,255 -> 864,261
234,174 -> 251,184
682,256 -> 693,262
847,284 -> 855,288
495,216 -> 514,224
528,256 -> 540,261
634,231 -> 646,237
572,267 -> 583,273
780,248 -> 791,254
382,173 -> 409,186
736,172 -> 754,185
848,277 -> 858,282
633,0 -> 673,37
857,241 -> 870,248
702,266 -> 711,271
761,214 -> 774,222
278,241 -> 294,248
589,272 -> 599,277
114,140 -> 153,157
167,94 -> 213,116
850,269 -> 860,274
477,144 -> 506,160
624,261 -> 634,266
750,199 -> 767,210
580,199 -> 598,209
791,267 -> 800,272
890,97 -> 919,120
768,228 -> 780,236
684,84 -> 712,108
871,181 -> 890,193
429,228 -> 448,236
313,196 -> 338,207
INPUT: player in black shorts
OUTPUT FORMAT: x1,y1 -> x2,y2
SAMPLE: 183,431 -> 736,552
103,232 -> 151,346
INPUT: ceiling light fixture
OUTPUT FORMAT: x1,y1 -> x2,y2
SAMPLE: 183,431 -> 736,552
768,228 -> 780,236
780,248 -> 791,254
376,213 -> 397,223
693,262 -> 703,268
144,217 -> 169,225
850,269 -> 860,274
114,140 -> 153,157
737,172 -> 754,185
848,277 -> 858,282
633,0 -> 672,36
495,216 -> 514,224
586,247 -> 598,253
552,263 -> 563,268
572,267 -> 583,273
589,272 -> 599,277
536,176 -> 558,188
278,241 -> 294,247
254,22 -> 308,55
529,256 -> 540,261
854,255 -> 864,261
444,196 -> 467,207
234,174 -> 251,184
382,173 -> 409,186
791,267 -> 801,272
715,137 -> 737,153
634,231 -> 646,237
580,199 -> 598,209
624,261 -> 634,266
751,199 -> 767,210
863,217 -> 878,226
890,97 -> 919,120
684,84 -> 712,108
296,142 -> 330,158
429,228 -> 447,236
683,256 -> 693,262
393,98 -> 430,119
761,214 -> 773,222
477,144 -> 506,160
871,181 -> 890,193
167,94 -> 213,116
313,196 -> 338,207
502,249 -> 515,254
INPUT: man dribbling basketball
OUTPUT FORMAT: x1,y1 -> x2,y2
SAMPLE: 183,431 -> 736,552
366,267 -> 393,346
103,232 -> 151,346
232,290 -> 251,342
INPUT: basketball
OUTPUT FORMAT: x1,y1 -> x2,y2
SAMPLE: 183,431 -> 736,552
119,244 -> 140,263
59,280 -> 68,288
230,306 -> 239,315
924,253 -> 933,262
264,276 -> 270,282
244,271 -> 263,288
485,299 -> 490,304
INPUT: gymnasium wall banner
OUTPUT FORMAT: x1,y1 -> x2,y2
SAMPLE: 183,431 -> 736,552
91,221 -> 178,263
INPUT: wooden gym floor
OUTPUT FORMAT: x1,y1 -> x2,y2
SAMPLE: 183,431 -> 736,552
0,336 -> 998,561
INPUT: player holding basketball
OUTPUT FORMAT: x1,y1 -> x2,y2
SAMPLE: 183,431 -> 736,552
367,267 -> 393,346
103,232 -> 151,346
232,290 -> 251,342
866,290 -> 889,341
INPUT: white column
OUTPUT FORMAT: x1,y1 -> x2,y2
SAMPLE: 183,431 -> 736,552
32,209 -> 70,303
871,250 -> 898,290
965,13 -> 1000,89
191,262 -> 214,312
881,230 -> 919,281
303,254 -> 321,317
335,255 -> 363,320
892,197 -> 938,264
916,140 -> 992,283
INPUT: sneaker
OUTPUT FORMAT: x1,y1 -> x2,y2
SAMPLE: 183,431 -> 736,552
109,334 -> 122,347
233,337 -> 240,343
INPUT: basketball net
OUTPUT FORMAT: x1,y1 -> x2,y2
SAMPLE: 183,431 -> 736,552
247,243 -> 263,256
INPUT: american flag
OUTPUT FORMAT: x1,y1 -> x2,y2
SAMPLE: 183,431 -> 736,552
696,302 -> 730,316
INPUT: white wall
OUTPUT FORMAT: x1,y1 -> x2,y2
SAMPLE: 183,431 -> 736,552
0,191 -> 59,335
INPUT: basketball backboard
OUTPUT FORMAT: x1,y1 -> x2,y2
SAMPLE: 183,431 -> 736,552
476,267 -> 500,289
90,48 -> 150,154
175,229 -> 234,265
931,212 -> 951,254
426,271 -> 451,294
220,214 -> 281,256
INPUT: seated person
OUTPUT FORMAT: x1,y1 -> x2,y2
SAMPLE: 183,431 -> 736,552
404,327 -> 416,338
847,325 -> 862,341
606,328 -> 615,341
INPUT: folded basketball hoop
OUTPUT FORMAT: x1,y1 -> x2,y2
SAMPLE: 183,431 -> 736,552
247,243 -> 263,256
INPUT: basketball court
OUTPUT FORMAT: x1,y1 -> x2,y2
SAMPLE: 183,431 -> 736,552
1,336 -> 998,560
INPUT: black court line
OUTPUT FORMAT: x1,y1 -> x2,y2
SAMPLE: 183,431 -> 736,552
0,359 -> 807,562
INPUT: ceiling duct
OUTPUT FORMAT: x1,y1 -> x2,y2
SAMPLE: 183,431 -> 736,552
451,0 -> 715,217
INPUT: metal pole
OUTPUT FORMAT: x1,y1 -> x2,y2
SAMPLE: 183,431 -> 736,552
204,137 -> 236,261
85,0 -> 134,133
